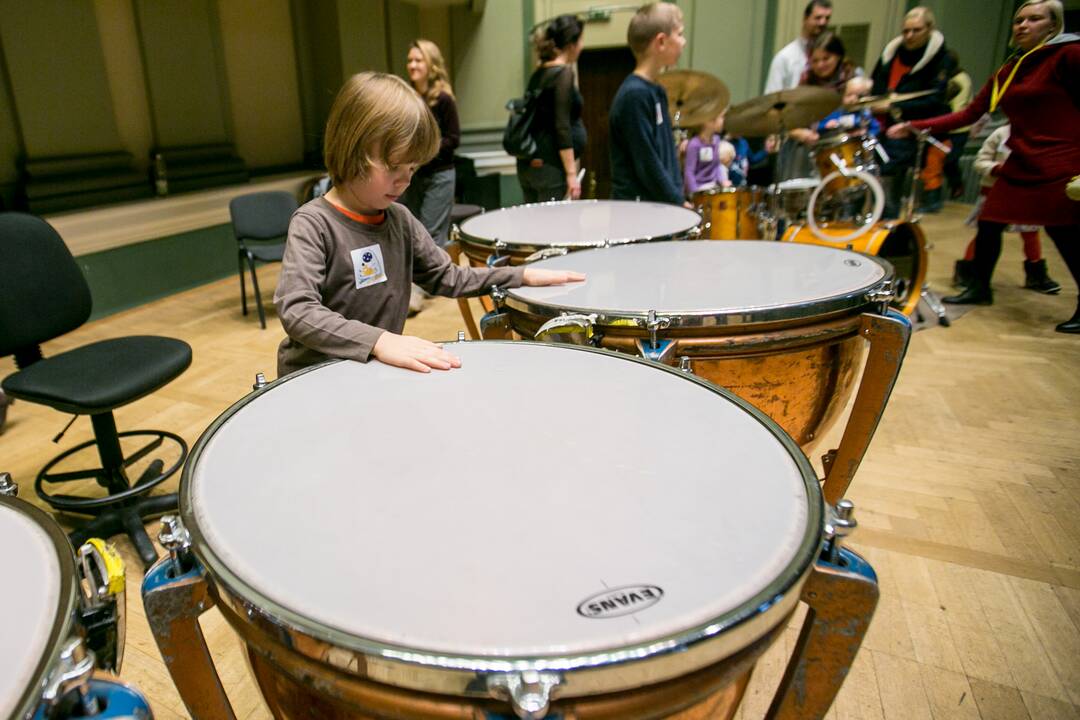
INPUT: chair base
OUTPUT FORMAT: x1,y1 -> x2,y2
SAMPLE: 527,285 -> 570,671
36,424 -> 188,568
68,491 -> 179,568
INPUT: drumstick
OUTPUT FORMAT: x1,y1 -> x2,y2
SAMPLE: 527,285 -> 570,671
576,168 -> 586,184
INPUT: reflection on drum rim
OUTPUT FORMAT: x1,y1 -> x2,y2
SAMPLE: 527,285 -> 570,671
178,344 -> 823,694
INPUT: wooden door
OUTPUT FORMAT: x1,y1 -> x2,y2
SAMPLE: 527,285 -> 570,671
577,47 -> 636,199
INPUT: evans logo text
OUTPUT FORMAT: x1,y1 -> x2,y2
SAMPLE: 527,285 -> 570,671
576,585 -> 664,619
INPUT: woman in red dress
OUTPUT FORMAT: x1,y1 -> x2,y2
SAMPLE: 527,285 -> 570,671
888,0 -> 1080,333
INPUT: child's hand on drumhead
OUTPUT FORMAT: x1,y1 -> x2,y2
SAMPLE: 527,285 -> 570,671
373,332 -> 462,373
522,269 -> 586,286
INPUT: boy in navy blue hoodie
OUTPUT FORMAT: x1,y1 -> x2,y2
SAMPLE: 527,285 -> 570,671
609,2 -> 688,206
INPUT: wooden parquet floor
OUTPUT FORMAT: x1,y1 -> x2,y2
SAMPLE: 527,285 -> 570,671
2,203 -> 1077,719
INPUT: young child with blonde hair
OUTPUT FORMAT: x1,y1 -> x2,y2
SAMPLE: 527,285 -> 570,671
274,72 -> 583,376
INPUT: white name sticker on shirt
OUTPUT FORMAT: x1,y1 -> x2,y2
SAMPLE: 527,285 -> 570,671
698,146 -> 715,163
351,244 -> 387,290
655,101 -> 664,126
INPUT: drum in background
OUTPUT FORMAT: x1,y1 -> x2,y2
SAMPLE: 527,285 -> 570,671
768,177 -> 820,222
782,221 -> 928,317
691,187 -> 763,240
0,485 -> 149,719
813,133 -> 879,195
454,199 -> 701,266
492,241 -> 910,500
144,344 -> 879,720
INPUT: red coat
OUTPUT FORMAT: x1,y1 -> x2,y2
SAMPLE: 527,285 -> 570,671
912,36 -> 1080,227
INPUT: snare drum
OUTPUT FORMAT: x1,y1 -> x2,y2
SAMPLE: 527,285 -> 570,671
492,242 -> 910,496
1,489 -> 148,719
144,344 -> 878,719
691,187 -> 763,239
782,221 -> 928,317
455,199 -> 702,266
813,133 -> 879,194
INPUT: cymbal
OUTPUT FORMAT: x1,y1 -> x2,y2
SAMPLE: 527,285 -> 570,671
845,89 -> 936,113
724,86 -> 841,137
657,70 -> 731,128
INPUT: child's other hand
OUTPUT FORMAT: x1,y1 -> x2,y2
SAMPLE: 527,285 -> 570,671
522,268 -> 586,286
825,119 -> 839,129
372,333 -> 462,373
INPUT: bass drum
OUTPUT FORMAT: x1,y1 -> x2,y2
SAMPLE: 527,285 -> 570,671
781,220 -> 927,317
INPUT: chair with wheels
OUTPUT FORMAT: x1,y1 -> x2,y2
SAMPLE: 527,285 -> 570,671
230,190 -> 298,329
0,212 -> 192,567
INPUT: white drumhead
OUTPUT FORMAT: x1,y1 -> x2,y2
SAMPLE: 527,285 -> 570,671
189,344 -> 813,658
775,178 -> 821,191
459,200 -> 701,247
507,241 -> 886,316
0,504 -> 62,719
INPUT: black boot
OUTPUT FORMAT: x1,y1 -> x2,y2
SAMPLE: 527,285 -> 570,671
1056,299 -> 1080,334
953,259 -> 976,288
943,280 -> 993,305
1023,259 -> 1062,294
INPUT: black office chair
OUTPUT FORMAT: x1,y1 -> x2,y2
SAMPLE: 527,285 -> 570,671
0,212 -> 191,567
230,190 -> 298,329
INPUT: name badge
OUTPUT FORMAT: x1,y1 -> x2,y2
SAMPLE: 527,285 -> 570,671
351,244 -> 387,289
698,146 -> 715,163
655,101 -> 663,126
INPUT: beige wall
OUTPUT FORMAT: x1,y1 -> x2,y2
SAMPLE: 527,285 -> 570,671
452,1 -> 526,129
217,0 -> 304,169
94,0 -> 153,172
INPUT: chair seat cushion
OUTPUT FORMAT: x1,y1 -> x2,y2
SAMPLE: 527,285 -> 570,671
2,336 -> 192,415
245,243 -> 285,263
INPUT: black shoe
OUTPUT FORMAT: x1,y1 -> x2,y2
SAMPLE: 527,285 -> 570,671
918,188 -> 943,214
953,259 -> 976,288
1022,259 -> 1062,294
943,283 -> 993,305
1056,301 -> 1080,333
949,184 -> 965,200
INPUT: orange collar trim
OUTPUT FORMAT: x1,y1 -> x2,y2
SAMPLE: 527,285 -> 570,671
327,200 -> 386,225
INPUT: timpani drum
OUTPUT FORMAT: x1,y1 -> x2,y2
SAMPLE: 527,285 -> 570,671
143,344 -> 878,720
0,485 -> 149,719
454,200 -> 702,266
781,221 -> 928,317
489,242 -> 910,498
690,187 -> 764,239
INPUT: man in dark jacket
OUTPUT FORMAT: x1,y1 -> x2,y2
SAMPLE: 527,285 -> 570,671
871,6 -> 955,216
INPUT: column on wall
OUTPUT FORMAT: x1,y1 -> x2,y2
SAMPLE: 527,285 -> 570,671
133,0 -> 248,194
0,0 -> 151,213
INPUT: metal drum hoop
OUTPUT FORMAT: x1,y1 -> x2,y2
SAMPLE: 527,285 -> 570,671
177,345 -> 825,700
1,496 -> 79,720
457,199 -> 703,257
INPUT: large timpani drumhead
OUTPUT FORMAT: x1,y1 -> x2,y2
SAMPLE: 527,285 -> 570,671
183,343 -> 821,694
458,200 -> 701,252
0,499 -> 76,720
505,240 -> 890,326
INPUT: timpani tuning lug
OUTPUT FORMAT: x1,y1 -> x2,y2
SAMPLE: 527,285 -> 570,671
0,471 -> 16,496
488,670 -> 561,720
458,331 -> 466,342
41,637 -> 99,716
679,356 -> 693,373
253,372 -> 268,391
159,515 -> 193,574
824,499 -> 858,564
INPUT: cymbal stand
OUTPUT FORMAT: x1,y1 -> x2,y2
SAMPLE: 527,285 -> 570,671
907,129 -> 951,327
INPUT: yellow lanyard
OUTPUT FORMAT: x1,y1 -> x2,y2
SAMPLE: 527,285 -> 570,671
991,40 -> 1047,112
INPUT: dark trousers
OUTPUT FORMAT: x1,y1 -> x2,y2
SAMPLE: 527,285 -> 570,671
973,221 -> 1080,294
517,159 -> 566,204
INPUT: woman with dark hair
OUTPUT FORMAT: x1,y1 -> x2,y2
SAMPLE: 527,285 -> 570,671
778,32 -> 855,179
517,14 -> 587,202
888,0 -> 1080,332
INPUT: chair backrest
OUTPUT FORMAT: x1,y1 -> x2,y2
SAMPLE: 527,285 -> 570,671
0,212 -> 92,357
229,191 -> 299,243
